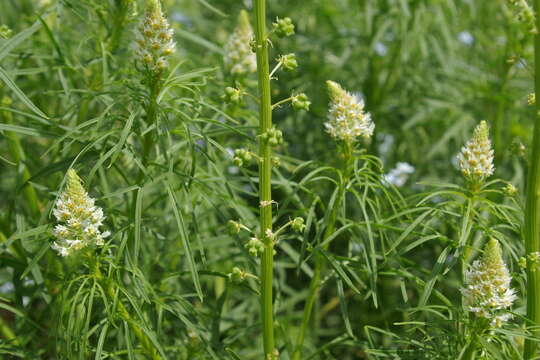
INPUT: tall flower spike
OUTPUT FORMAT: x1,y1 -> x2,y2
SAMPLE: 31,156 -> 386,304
224,10 -> 257,75
462,239 -> 517,328
325,80 -> 374,144
52,169 -> 110,257
135,0 -> 175,73
457,121 -> 494,185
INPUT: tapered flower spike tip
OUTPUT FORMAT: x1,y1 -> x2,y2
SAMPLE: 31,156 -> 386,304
326,80 -> 345,101
66,168 -> 86,200
238,10 -> 251,31
483,238 -> 505,271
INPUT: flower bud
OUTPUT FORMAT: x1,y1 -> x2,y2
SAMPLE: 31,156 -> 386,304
0,25 -> 12,39
528,93 -> 536,106
502,183 -> 517,197
246,237 -> 265,257
280,53 -> 298,71
233,148 -> 253,167
291,217 -> 306,232
292,93 -> 311,111
264,127 -> 283,146
223,87 -> 243,104
272,17 -> 295,37
228,267 -> 251,283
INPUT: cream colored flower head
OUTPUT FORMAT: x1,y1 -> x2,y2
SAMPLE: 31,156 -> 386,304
457,121 -> 494,184
325,80 -> 374,144
52,169 -> 110,256
135,0 -> 175,73
462,238 -> 516,328
224,10 -> 257,75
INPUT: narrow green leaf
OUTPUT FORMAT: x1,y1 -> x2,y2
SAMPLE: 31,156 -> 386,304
0,66 -> 48,119
166,181 -> 203,301
0,20 -> 41,61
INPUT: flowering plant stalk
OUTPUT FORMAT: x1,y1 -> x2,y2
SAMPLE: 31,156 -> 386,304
292,81 -> 373,360
455,121 -> 495,288
253,0 -> 276,358
135,0 -> 175,166
52,169 -> 160,359
525,1 -> 540,357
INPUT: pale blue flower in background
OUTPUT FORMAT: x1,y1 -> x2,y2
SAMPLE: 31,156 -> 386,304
374,42 -> 388,56
384,162 -> 415,187
458,31 -> 474,46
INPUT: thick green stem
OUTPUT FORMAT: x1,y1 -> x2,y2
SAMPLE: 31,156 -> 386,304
142,78 -> 159,171
525,3 -> 540,358
253,0 -> 275,358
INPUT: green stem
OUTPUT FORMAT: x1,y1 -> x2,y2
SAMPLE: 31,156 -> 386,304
142,78 -> 159,171
461,335 -> 478,360
291,192 -> 343,360
292,142 -> 352,360
253,1 -> 275,358
524,2 -> 540,358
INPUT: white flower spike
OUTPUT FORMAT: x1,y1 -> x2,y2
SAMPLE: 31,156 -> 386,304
135,0 -> 175,73
457,121 -> 494,185
52,169 -> 109,257
462,238 -> 516,328
325,80 -> 374,144
224,10 -> 257,75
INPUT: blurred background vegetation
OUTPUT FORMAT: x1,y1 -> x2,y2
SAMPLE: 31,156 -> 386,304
0,0 -> 533,358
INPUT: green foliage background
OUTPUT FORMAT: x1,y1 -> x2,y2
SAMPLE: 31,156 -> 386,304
0,0 -> 534,359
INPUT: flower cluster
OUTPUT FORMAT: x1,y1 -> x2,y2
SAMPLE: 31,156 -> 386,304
325,80 -> 374,144
135,0 -> 175,73
462,239 -> 516,328
508,0 -> 537,33
457,121 -> 494,185
52,169 -> 109,256
224,10 -> 257,75
384,162 -> 415,187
